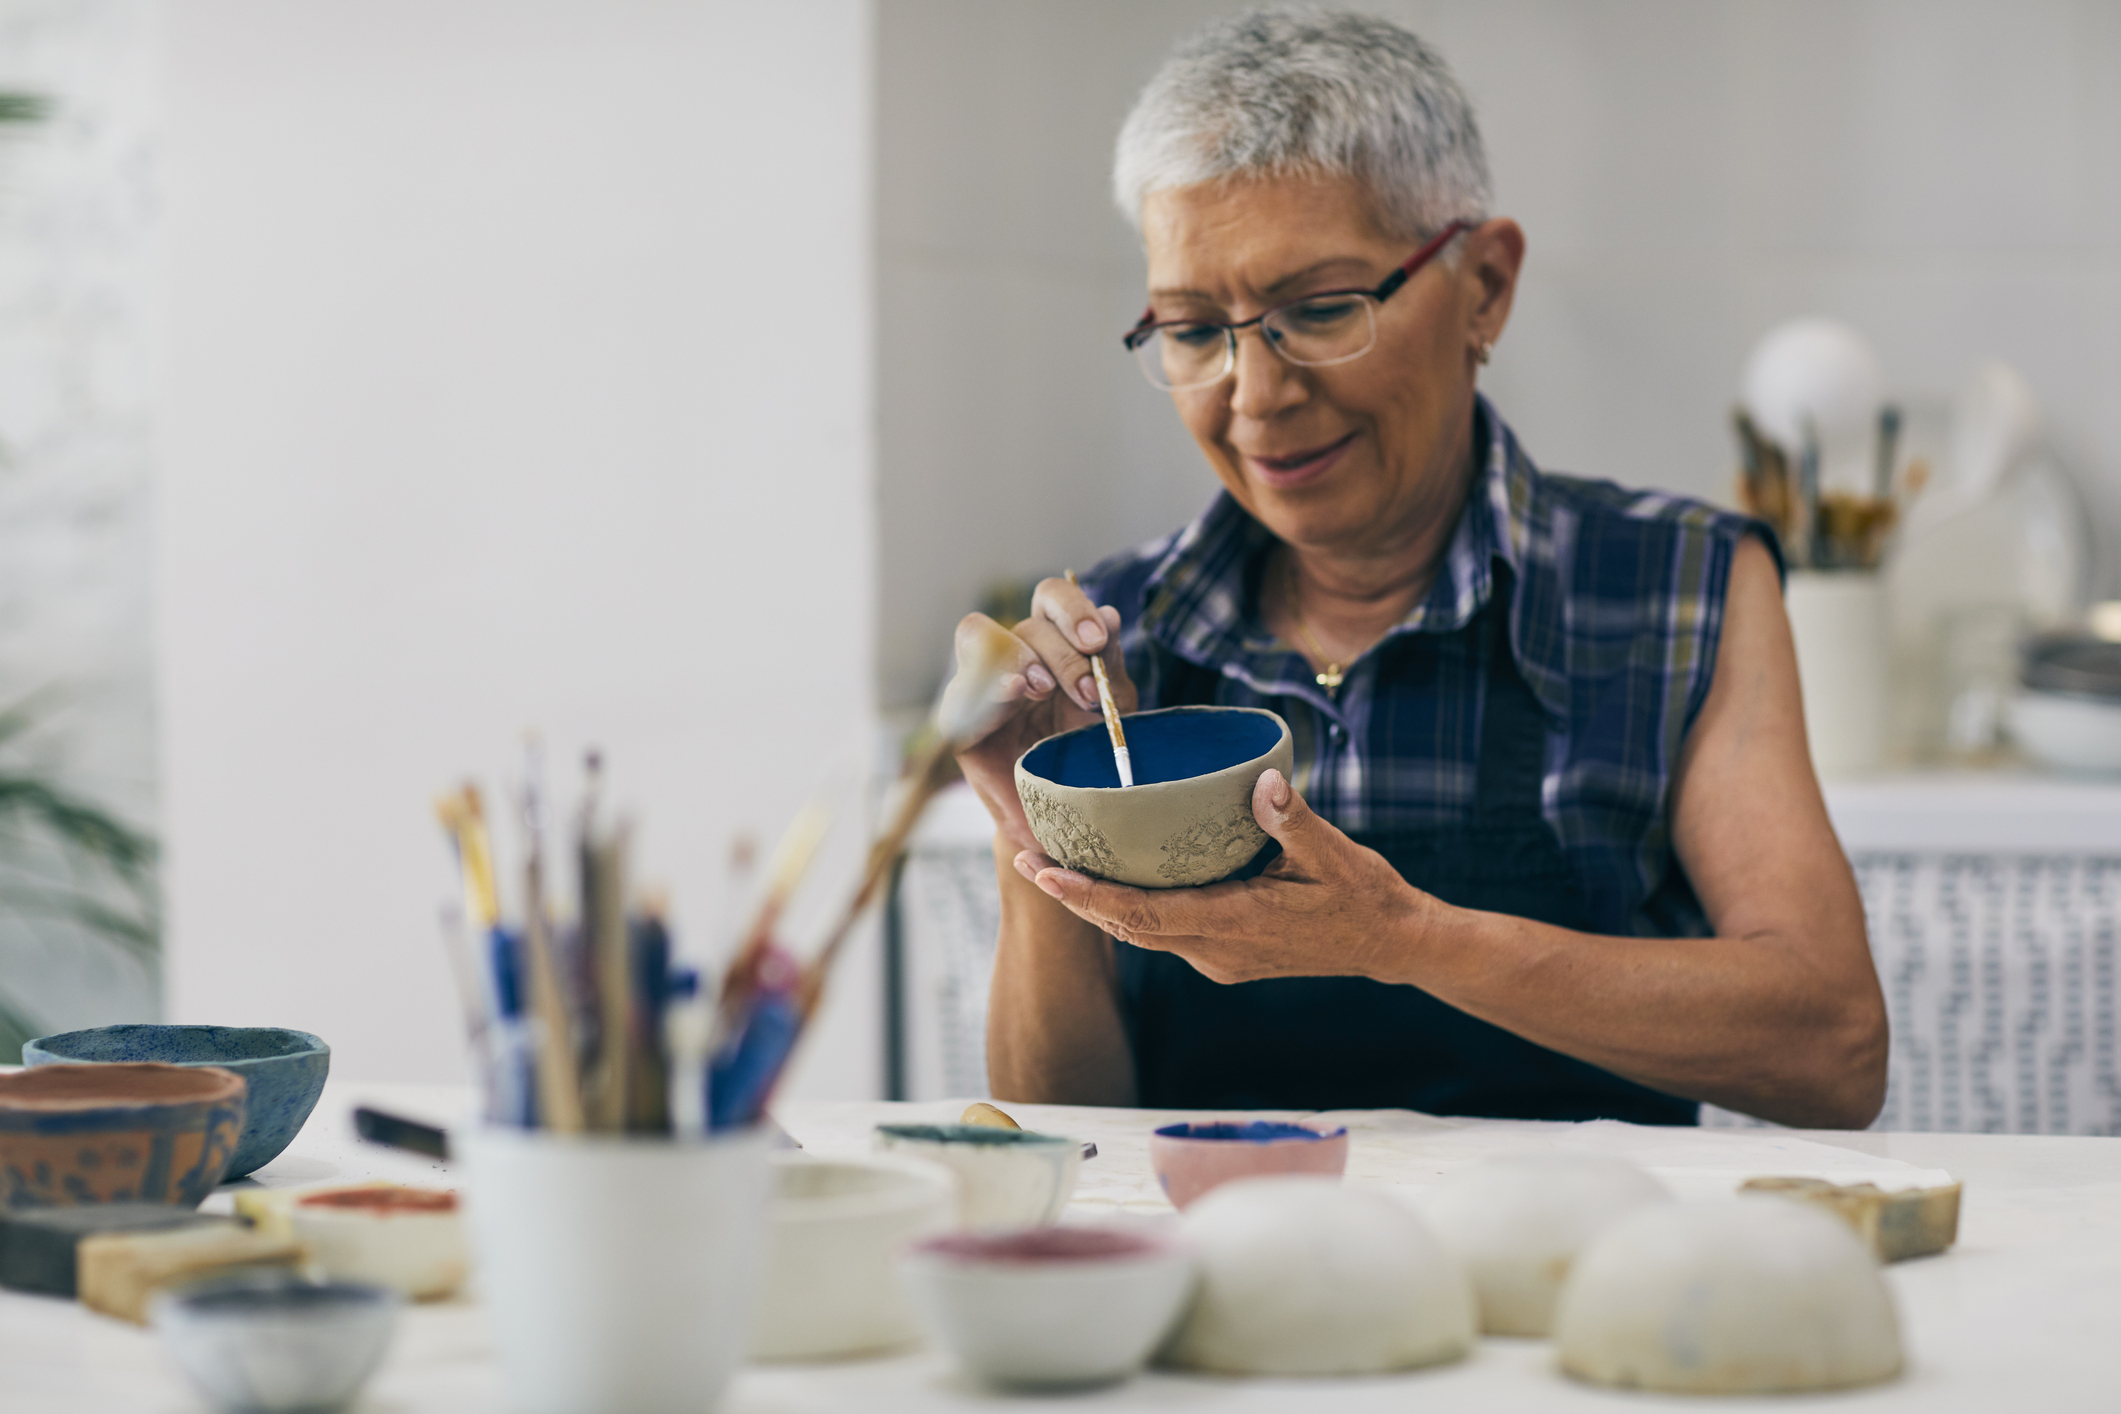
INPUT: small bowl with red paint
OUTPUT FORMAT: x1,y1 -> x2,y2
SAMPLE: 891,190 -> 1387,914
898,1225 -> 1195,1389
1149,1120 -> 1349,1211
287,1183 -> 467,1301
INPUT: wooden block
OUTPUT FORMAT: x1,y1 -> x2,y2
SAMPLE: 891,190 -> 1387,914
78,1222 -> 306,1324
1740,1176 -> 1962,1261
0,1205 -> 215,1298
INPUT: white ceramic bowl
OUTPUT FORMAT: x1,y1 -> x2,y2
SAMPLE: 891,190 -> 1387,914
751,1153 -> 955,1362
1163,1175 -> 1474,1376
2007,688 -> 2121,772
873,1123 -> 1080,1230
899,1225 -> 1194,1389
1554,1196 -> 1903,1393
287,1185 -> 467,1301
152,1272 -> 400,1414
1416,1153 -> 1670,1336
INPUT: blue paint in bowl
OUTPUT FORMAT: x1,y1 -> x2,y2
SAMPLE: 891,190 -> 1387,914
1019,707 -> 1284,791
1152,1121 -> 1348,1143
23,1025 -> 330,1179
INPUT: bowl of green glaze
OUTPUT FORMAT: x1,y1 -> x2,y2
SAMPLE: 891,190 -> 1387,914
25,1025 -> 330,1179
1014,706 -> 1293,888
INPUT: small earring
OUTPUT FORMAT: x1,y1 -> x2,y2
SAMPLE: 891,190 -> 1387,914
1477,341 -> 1494,365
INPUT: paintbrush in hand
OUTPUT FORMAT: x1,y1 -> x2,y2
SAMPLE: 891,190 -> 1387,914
1065,569 -> 1132,787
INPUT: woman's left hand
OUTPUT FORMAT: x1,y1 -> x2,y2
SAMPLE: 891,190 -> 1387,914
1015,769 -> 1429,984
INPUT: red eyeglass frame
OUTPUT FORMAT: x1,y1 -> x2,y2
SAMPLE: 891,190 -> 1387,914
1121,218 -> 1477,351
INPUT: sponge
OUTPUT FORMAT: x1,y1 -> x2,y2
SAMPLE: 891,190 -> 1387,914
78,1222 -> 306,1324
0,1204 -> 218,1298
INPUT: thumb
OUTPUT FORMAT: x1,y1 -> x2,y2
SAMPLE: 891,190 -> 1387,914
1251,768 -> 1317,847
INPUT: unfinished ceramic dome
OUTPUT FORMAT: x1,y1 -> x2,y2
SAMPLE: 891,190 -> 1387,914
1420,1152 -> 1671,1336
1554,1196 -> 1903,1394
1161,1175 -> 1474,1376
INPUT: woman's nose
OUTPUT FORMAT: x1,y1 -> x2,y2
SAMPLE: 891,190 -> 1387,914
1228,326 -> 1307,421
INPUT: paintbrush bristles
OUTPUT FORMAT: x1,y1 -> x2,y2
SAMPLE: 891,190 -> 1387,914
936,616 -> 1020,745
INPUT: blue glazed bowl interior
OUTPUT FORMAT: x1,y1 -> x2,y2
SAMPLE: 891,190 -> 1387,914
877,1123 -> 1071,1148
25,1024 -> 330,1180
1021,708 -> 1282,791
1154,1121 -> 1347,1143
29,1024 -> 323,1067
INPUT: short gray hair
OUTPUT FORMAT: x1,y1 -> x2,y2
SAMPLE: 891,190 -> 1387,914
1113,7 -> 1491,244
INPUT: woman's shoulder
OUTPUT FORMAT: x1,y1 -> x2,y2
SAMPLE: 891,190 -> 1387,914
1529,470 -> 1777,569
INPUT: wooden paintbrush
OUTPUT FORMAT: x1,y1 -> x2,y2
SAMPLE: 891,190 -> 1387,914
519,742 -> 585,1133
1064,569 -> 1132,787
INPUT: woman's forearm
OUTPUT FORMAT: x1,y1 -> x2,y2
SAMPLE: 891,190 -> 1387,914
985,839 -> 1137,1105
1399,896 -> 1887,1129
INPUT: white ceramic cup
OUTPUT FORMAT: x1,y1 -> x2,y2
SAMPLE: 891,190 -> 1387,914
873,1123 -> 1081,1230
462,1125 -> 773,1414
751,1153 -> 956,1362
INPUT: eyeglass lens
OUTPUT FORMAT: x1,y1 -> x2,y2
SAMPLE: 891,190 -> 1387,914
1133,294 -> 1379,391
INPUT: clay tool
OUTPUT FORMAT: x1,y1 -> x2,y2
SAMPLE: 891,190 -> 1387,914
1875,403 -> 1903,502
1065,569 -> 1132,786
354,1106 -> 452,1161
519,740 -> 585,1133
626,901 -> 673,1133
576,750 -> 633,1133
1797,423 -> 1823,569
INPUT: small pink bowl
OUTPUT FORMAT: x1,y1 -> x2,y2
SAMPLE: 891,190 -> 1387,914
1149,1121 -> 1348,1211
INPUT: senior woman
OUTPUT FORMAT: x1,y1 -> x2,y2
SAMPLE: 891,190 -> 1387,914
945,10 -> 1887,1128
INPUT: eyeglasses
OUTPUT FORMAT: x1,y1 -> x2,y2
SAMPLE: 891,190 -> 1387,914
1121,219 -> 1475,392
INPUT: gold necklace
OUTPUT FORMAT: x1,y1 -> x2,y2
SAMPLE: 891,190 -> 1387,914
1282,555 -> 1348,693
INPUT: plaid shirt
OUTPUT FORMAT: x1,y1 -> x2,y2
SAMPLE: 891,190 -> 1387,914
1080,397 -> 1768,939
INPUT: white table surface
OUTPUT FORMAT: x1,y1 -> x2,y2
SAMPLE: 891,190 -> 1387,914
6,1081 -> 2119,1412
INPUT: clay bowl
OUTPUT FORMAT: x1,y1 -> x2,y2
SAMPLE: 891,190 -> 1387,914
153,1272 -> 401,1414
25,1024 -> 329,1178
1014,706 -> 1293,888
899,1225 -> 1196,1389
874,1123 -> 1080,1230
0,1062 -> 247,1208
1149,1120 -> 1349,1211
752,1153 -> 955,1362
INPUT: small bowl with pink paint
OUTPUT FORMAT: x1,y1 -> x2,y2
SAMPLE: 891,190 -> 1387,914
898,1225 -> 1195,1389
1149,1120 -> 1349,1211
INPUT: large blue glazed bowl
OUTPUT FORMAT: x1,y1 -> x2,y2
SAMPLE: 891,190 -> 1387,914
23,1025 -> 330,1179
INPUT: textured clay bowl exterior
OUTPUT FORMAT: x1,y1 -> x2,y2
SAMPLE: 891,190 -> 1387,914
1014,706 -> 1294,889
26,1024 -> 330,1178
1150,1121 -> 1349,1211
0,1061 -> 247,1208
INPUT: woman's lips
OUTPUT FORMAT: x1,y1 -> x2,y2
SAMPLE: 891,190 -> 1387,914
1244,432 -> 1357,489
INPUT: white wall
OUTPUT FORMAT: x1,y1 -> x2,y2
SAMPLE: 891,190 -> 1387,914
158,0 -> 882,1094
0,0 -> 158,1037
875,0 -> 2121,707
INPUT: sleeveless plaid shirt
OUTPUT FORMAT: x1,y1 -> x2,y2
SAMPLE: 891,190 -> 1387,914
1079,398 -> 1772,939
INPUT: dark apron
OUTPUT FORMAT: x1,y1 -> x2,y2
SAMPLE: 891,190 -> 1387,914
1115,596 -> 1697,1124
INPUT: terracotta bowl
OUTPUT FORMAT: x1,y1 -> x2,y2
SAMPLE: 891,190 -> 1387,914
1014,706 -> 1293,888
0,1062 -> 247,1208
1149,1120 -> 1349,1211
25,1024 -> 330,1178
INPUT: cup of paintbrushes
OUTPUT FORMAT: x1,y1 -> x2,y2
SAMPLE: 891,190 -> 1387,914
462,1124 -> 775,1414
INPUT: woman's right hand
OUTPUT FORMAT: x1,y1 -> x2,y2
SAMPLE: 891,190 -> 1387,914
944,576 -> 1139,857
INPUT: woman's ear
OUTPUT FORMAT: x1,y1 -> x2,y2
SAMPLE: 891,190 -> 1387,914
1466,217 -> 1526,346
